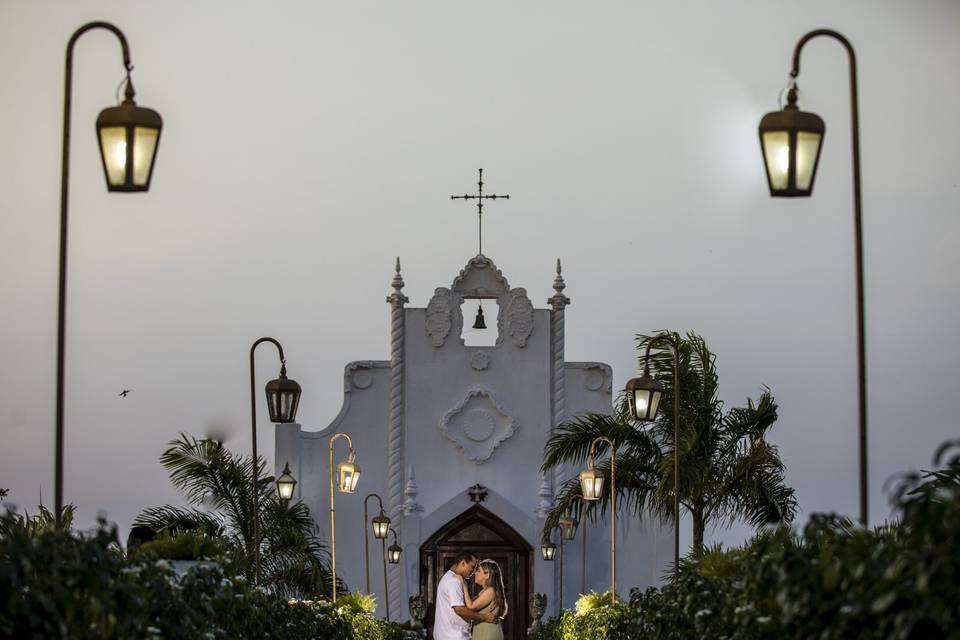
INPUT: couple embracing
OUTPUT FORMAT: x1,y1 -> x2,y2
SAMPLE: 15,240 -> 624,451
433,551 -> 508,640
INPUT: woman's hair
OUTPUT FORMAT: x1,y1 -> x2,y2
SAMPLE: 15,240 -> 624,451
479,559 -> 507,619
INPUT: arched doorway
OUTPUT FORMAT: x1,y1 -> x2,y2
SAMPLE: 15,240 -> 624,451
420,505 -> 532,640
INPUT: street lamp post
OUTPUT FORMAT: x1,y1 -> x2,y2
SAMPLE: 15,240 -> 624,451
55,21 -> 163,528
758,29 -> 868,525
579,436 -> 617,605
249,337 -> 301,585
329,432 -> 361,602
542,515 -> 577,612
363,493 -> 392,620
625,333 -> 681,579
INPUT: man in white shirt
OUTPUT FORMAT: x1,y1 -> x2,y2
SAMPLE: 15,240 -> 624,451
432,551 -> 496,640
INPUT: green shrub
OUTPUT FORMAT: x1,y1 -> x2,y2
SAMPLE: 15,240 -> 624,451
132,529 -> 227,560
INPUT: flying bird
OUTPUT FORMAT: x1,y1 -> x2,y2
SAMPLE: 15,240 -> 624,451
118,389 -> 132,397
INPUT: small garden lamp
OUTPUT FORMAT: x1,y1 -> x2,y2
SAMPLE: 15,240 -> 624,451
581,436 -> 617,604
363,493 -> 392,619
559,515 -> 578,541
276,462 -> 296,502
337,450 -> 362,493
386,528 -> 402,565
329,432 -> 359,602
540,539 -> 557,561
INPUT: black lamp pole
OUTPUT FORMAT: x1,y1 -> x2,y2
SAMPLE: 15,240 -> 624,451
769,30 -> 868,526
249,336 -> 298,584
55,22 -> 161,528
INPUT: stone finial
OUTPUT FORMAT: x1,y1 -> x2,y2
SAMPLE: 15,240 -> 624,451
547,258 -> 571,308
401,464 -> 423,515
387,257 -> 409,307
535,472 -> 553,518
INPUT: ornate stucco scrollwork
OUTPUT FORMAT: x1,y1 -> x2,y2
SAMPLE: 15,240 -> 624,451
439,386 -> 518,464
499,287 -> 535,348
425,287 -> 454,348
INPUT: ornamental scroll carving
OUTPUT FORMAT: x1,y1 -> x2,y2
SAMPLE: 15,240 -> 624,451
499,288 -> 535,348
425,288 -> 454,347
439,386 -> 518,464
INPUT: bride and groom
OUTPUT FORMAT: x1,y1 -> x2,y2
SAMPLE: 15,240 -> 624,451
433,551 -> 508,640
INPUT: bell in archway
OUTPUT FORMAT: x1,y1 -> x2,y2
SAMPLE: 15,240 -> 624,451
472,305 -> 487,329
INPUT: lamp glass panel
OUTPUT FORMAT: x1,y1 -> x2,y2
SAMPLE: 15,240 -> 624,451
541,544 -> 556,561
580,470 -> 603,500
648,389 -> 662,420
795,131 -> 822,190
132,126 -> 159,186
387,547 -> 402,564
277,477 -> 296,500
633,389 -> 650,420
99,126 -> 128,186
373,518 -> 390,539
762,131 -> 790,191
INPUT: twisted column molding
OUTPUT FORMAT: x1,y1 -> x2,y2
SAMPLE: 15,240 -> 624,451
547,259 -> 571,491
385,257 -> 408,619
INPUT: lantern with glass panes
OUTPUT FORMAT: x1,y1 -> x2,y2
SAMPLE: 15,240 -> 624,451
387,528 -> 402,564
337,451 -> 361,493
625,368 -> 664,422
265,364 -> 302,423
96,75 -> 162,192
540,539 -> 557,561
276,462 -> 297,502
559,515 -> 578,540
758,85 -> 825,197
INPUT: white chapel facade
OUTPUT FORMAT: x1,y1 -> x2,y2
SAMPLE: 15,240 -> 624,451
275,253 -> 672,638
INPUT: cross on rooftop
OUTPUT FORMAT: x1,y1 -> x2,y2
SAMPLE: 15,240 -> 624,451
450,168 -> 510,255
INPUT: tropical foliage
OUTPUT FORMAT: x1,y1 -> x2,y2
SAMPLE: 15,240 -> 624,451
0,512 -> 420,639
542,330 -> 796,550
531,440 -> 960,639
134,433 -> 340,598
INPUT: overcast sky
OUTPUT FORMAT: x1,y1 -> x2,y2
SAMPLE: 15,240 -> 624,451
1,0 -> 958,557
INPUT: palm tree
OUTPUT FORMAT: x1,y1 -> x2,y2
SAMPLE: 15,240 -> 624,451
134,434 -> 341,598
541,331 -> 796,553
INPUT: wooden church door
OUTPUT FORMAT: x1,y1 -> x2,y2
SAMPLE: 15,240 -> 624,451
420,505 -> 532,640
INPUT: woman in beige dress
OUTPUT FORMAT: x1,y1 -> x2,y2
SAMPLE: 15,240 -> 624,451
458,558 -> 507,640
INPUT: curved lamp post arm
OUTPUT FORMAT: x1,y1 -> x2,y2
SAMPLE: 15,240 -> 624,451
790,29 -> 867,526
55,22 -> 135,528
588,436 -> 616,605
329,432 -> 354,602
248,337 -> 286,585
643,333 -> 682,579
363,492 -> 390,620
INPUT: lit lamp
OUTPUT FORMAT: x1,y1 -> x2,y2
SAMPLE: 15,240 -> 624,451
625,333 -> 681,579
759,86 -> 825,197
363,493 -> 392,620
250,337 -> 302,584
276,462 -> 297,502
96,78 -> 162,192
758,29 -> 868,526
386,528 -> 402,565
54,21 -> 164,529
624,370 -> 663,422
581,436 -> 617,605
559,515 -> 578,541
329,432 -> 360,602
540,539 -> 557,561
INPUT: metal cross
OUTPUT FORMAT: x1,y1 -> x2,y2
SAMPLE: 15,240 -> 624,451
467,483 -> 488,504
450,168 -> 510,255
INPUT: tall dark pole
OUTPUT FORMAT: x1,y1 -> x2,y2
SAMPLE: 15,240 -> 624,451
789,30 -> 867,526
644,334 -> 681,578
363,493 -> 390,620
250,337 -> 286,584
55,22 -> 133,528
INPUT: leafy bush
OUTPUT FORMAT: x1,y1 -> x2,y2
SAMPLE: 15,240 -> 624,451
534,440 -> 960,639
132,529 -> 227,560
0,513 -> 412,640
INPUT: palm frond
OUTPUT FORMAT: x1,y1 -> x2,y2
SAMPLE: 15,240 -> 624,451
133,505 -> 224,537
